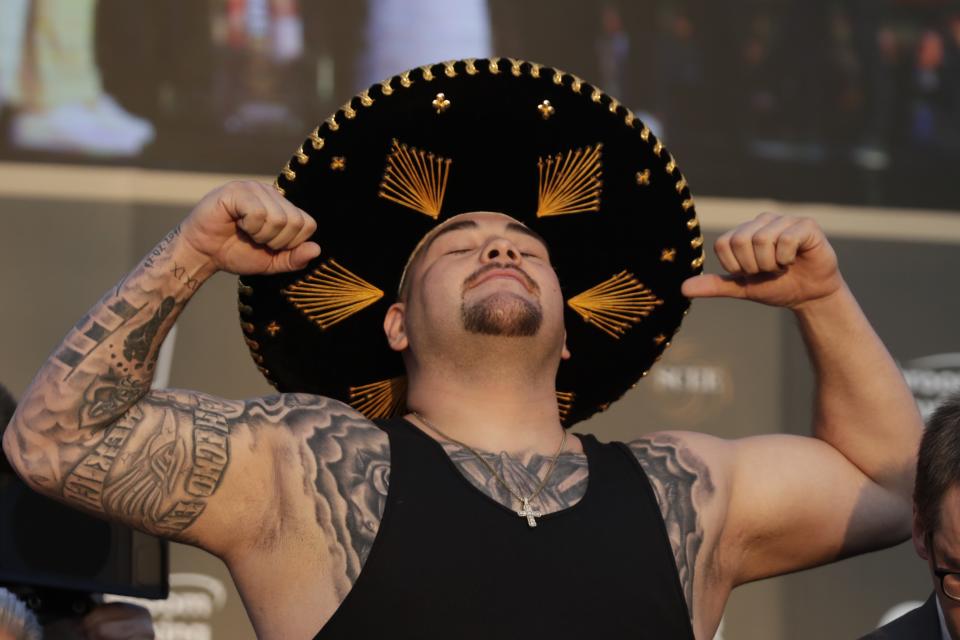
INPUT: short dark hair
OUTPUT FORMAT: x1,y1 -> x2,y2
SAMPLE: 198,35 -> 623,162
915,393 -> 960,534
0,385 -> 16,475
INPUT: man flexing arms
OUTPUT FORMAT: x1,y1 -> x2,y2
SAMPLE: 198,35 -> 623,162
3,179 -> 921,638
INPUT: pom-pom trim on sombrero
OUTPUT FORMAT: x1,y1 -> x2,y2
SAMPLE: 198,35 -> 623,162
240,57 -> 704,426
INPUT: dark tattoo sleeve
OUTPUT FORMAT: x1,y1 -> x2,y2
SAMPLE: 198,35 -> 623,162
62,391 -> 239,540
629,436 -> 714,615
122,297 -> 177,367
6,221 -> 214,534
306,410 -> 390,592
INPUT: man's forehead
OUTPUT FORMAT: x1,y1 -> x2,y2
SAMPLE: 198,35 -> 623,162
417,211 -> 548,250
423,211 -> 525,239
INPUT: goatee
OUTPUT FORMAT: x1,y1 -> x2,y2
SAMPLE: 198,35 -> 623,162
462,293 -> 542,337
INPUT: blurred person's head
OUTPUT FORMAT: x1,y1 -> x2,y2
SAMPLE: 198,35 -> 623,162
913,393 -> 960,637
917,30 -> 945,70
0,588 -> 40,640
948,14 -> 960,47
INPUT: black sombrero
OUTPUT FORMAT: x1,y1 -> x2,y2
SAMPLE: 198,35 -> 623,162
239,58 -> 704,426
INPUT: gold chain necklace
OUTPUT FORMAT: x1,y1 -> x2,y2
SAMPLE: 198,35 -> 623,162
411,411 -> 568,528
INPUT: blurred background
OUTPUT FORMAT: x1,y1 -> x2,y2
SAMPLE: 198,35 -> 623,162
0,0 -> 958,638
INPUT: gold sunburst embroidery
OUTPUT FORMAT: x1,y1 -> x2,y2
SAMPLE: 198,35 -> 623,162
536,143 -> 603,218
567,271 -> 663,339
283,260 -> 384,330
378,139 -> 452,219
556,391 -> 575,423
349,376 -> 408,419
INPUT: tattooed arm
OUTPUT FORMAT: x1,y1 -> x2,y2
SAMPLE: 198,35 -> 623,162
1,181 -> 320,551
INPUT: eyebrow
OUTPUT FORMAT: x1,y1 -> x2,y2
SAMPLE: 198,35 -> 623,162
420,219 -> 479,255
422,219 -> 550,256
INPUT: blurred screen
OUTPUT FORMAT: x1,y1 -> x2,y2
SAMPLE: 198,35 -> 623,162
0,0 -> 957,210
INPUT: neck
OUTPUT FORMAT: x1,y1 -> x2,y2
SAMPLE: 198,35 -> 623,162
405,350 -> 565,456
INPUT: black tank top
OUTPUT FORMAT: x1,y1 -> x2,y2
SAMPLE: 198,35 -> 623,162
314,417 -> 694,639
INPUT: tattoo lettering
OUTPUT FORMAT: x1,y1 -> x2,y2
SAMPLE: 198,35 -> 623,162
122,297 -> 176,367
63,413 -> 137,509
630,437 -> 714,614
61,393 -> 241,539
171,262 -> 201,291
143,225 -> 181,269
186,405 -> 230,497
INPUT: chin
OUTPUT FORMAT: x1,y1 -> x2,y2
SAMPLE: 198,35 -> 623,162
462,292 -> 543,337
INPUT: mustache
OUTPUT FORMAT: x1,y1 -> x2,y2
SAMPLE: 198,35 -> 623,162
462,263 -> 540,294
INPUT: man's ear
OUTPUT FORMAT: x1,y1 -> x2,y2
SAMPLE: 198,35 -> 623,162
384,302 -> 409,352
912,505 -> 930,561
561,331 -> 571,361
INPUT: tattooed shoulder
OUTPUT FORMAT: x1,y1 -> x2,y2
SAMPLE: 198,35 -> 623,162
280,401 -> 390,591
628,434 -> 715,615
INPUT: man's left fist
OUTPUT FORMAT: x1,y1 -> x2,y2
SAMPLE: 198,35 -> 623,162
681,213 -> 843,309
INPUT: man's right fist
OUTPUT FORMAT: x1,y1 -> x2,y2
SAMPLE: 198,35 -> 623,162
180,181 -> 320,275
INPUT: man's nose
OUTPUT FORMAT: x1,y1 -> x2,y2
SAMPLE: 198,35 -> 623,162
481,237 -> 521,264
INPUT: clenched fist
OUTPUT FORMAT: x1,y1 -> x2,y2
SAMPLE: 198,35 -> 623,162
180,181 -> 320,275
681,213 -> 843,309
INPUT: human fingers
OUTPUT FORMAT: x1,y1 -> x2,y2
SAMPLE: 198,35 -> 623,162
266,241 -> 323,274
273,188 -> 318,249
236,187 -> 291,247
681,273 -> 749,299
252,183 -> 310,250
774,217 -> 821,266
749,214 -> 796,272
714,212 -> 778,275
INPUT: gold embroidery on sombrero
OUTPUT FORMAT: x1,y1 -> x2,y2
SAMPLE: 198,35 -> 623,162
349,376 -> 408,419
567,271 -> 664,339
432,93 -> 451,114
536,143 -> 603,218
538,100 -> 555,120
556,391 -> 575,423
691,254 -> 705,269
378,139 -> 452,219
283,260 -> 384,330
